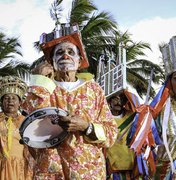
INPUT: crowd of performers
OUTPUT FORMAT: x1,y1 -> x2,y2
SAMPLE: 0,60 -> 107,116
0,23 -> 176,180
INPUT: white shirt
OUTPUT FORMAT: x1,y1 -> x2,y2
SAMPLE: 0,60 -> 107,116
54,78 -> 85,91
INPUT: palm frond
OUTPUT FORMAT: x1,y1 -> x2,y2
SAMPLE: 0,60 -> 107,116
70,0 -> 97,24
127,68 -> 155,98
50,0 -> 63,25
0,32 -> 22,61
82,11 -> 117,37
0,60 -> 30,77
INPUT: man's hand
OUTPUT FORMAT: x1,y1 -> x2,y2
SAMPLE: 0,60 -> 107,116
32,61 -> 54,79
57,115 -> 89,132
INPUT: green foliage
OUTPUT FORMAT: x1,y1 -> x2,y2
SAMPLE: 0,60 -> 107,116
0,32 -> 22,61
31,0 -> 164,98
0,31 -> 30,77
0,60 -> 30,77
70,0 -> 97,24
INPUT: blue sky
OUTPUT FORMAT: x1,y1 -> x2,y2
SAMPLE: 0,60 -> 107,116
0,0 -> 176,67
94,0 -> 176,26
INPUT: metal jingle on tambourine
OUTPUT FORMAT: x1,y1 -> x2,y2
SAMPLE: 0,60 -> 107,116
55,108 -> 69,117
51,118 -> 60,125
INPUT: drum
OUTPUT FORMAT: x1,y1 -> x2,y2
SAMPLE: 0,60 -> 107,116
19,107 -> 69,148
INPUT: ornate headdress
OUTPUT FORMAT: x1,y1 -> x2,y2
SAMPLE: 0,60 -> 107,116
160,36 -> 176,76
0,76 -> 27,100
39,23 -> 89,69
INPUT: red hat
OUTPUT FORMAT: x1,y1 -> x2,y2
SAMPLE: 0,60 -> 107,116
39,23 -> 89,69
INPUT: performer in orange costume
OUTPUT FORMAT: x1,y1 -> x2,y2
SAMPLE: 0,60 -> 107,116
22,23 -> 118,179
0,76 -> 33,180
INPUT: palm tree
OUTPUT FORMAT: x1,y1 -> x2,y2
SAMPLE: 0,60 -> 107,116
67,0 -> 164,98
126,58 -> 164,98
32,0 -> 118,73
33,0 -> 119,74
0,60 -> 30,77
0,30 -> 30,77
0,31 -> 22,61
114,31 -> 165,98
32,0 -> 164,98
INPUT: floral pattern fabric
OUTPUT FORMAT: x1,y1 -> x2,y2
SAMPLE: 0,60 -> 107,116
23,79 -> 117,180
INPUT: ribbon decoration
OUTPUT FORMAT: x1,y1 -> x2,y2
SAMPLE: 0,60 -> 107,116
1,116 -> 13,158
129,105 -> 154,153
126,78 -> 174,176
162,97 -> 176,174
124,90 -> 140,113
126,104 -> 160,176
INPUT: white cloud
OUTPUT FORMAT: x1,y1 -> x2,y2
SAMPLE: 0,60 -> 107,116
1,1 -> 176,67
18,9 -> 55,64
122,17 -> 176,65
0,0 -> 72,64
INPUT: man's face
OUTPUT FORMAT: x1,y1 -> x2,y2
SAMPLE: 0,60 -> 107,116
110,95 -> 123,112
171,72 -> 176,95
2,93 -> 20,114
109,93 -> 128,115
52,41 -> 81,72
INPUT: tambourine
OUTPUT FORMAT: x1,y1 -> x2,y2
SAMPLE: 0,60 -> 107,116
19,107 -> 68,148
